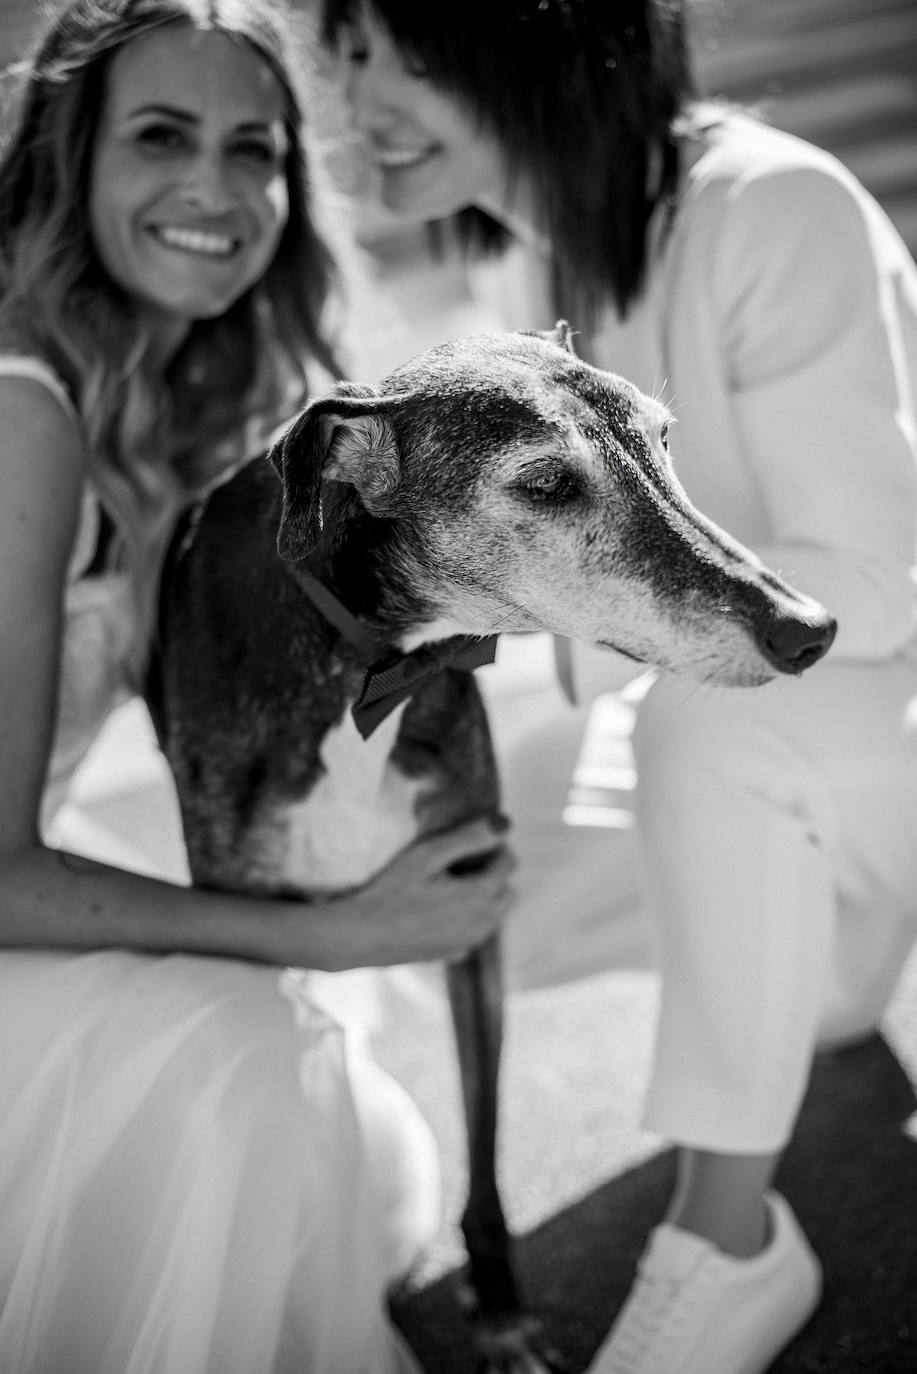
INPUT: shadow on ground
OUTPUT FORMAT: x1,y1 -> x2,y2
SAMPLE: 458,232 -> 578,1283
391,1033 -> 917,1373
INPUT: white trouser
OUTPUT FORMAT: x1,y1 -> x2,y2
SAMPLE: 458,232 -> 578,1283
495,644 -> 917,1154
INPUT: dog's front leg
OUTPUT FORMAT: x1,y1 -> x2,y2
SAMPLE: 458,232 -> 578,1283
446,933 -> 563,1372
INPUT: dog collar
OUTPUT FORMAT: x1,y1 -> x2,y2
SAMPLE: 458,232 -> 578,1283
289,564 -> 498,739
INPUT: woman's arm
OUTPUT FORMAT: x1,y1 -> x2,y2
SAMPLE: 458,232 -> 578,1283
712,159 -> 917,661
0,380 -> 512,970
0,822 -> 514,969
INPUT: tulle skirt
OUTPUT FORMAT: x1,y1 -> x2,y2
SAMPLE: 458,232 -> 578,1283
0,949 -> 441,1374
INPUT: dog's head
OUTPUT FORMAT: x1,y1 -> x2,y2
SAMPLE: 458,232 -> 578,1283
269,324 -> 835,686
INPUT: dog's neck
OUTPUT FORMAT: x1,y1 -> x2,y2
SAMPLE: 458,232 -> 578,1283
301,505 -> 458,654
398,614 -> 475,653
288,559 -> 494,667
287,562 -> 394,657
287,558 -> 497,739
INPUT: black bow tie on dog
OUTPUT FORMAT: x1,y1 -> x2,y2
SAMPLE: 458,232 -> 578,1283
291,564 -> 498,739
352,634 -> 498,738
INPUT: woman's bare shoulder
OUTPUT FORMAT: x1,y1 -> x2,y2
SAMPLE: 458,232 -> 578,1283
0,352 -> 80,426
0,367 -> 88,591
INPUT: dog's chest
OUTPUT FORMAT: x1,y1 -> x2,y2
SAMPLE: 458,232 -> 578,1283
275,704 -> 428,892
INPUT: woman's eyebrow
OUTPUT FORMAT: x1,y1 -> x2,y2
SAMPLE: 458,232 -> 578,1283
126,102 -> 196,122
125,104 -> 278,133
236,119 -> 283,134
129,102 -> 192,118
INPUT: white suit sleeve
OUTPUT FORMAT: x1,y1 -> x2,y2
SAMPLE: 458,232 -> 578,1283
713,162 -> 917,661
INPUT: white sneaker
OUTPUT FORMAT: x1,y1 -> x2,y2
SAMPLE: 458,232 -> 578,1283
586,1191 -> 822,1374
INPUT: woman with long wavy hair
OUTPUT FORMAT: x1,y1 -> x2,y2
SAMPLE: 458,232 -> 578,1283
0,2 -> 512,1370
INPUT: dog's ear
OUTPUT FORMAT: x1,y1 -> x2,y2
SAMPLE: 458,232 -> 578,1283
268,408 -> 327,563
518,320 -> 579,357
270,384 -> 408,562
322,409 -> 401,510
549,320 -> 578,355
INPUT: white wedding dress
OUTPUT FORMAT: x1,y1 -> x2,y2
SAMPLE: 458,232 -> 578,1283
0,357 -> 439,1374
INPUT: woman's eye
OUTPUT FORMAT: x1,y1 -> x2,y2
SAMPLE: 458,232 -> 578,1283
135,123 -> 188,152
232,138 -> 280,166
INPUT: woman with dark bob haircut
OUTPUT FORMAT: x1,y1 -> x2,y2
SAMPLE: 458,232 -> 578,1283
0,2 -> 513,1370
324,2 -> 917,1371
322,0 -> 694,325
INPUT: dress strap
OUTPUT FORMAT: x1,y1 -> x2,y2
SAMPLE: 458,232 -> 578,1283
0,354 -> 98,581
0,354 -> 79,426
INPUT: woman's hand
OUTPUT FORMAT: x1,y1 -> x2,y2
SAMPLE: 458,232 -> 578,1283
277,817 -> 516,971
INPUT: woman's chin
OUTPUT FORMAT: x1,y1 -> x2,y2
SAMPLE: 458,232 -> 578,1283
379,166 -> 465,222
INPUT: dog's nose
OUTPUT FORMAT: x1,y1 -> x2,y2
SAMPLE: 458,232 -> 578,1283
758,610 -> 838,675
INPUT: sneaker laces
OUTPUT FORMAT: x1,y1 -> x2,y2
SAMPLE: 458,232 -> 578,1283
603,1254 -> 715,1374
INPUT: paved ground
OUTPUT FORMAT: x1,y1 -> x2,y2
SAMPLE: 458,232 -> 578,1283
381,966 -> 917,1374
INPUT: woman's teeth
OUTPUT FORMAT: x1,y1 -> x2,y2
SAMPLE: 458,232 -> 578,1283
375,147 -> 430,168
154,226 -> 236,256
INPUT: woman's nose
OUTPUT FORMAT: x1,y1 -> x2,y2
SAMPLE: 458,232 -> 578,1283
180,155 -> 235,212
345,60 -> 395,133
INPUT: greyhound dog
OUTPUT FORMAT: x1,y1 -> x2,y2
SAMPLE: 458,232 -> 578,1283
150,324 -> 836,1373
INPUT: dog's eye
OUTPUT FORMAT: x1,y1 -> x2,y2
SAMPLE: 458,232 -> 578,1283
660,423 -> 670,450
514,464 -> 577,504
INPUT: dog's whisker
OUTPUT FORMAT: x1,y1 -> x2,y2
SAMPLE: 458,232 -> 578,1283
651,375 -> 671,407
486,604 -> 528,634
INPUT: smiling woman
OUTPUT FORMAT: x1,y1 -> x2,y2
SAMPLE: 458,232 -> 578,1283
88,24 -> 291,354
0,2 -> 516,1372
0,0 -> 341,675
336,4 -> 512,224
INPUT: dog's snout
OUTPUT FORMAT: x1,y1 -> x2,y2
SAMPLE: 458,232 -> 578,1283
758,608 -> 838,675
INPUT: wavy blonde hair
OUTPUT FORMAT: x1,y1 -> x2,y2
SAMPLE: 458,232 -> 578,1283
0,0 -> 343,681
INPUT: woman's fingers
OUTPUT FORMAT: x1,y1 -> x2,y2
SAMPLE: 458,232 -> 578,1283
308,818 -> 517,968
